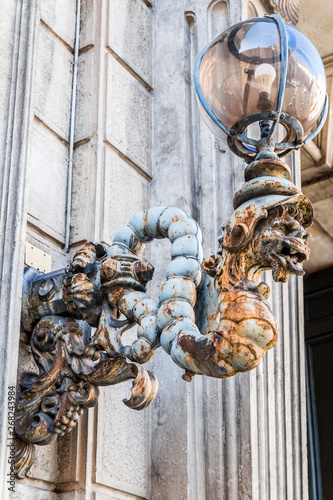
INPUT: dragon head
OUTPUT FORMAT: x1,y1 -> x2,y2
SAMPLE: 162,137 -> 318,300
203,194 -> 313,292
251,203 -> 310,282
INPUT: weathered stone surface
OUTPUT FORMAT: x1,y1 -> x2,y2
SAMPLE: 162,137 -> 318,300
95,384 -> 149,498
28,122 -> 68,243
57,425 -> 81,485
305,220 -> 333,273
102,146 -> 149,244
149,5 -> 199,499
0,2 -> 38,498
94,492 -> 144,500
209,0 -> 228,37
303,177 -> 333,204
298,0 -> 333,59
105,55 -> 151,177
80,0 -> 96,49
107,0 -> 152,86
13,483 -> 57,500
40,0 -> 76,47
29,441 -> 58,484
35,26 -> 73,141
70,141 -> 97,244
76,49 -> 94,143
312,198 -> 333,235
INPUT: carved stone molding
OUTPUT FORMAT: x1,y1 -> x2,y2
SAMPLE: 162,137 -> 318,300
0,0 -> 38,490
262,0 -> 300,26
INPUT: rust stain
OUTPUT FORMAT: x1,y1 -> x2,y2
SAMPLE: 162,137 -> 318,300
178,335 -> 216,361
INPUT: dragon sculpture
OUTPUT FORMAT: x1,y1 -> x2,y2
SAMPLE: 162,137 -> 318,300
15,153 -> 312,478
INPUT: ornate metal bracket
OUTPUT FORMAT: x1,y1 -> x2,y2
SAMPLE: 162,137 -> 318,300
15,156 -> 313,478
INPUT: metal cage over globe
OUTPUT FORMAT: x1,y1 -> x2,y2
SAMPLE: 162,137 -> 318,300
195,14 -> 328,162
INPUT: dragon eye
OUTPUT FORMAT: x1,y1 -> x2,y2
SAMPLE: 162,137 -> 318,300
271,219 -> 301,234
271,218 -> 285,229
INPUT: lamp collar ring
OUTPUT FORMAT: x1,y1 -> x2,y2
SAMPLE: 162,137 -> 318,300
227,111 -> 304,162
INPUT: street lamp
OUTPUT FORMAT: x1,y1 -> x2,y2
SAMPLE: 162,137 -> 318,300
195,15 -> 327,161
14,15 -> 327,478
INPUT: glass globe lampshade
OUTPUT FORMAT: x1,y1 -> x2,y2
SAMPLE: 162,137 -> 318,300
195,16 -> 327,160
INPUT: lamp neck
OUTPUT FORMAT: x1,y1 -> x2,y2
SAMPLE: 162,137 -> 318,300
255,125 -> 279,161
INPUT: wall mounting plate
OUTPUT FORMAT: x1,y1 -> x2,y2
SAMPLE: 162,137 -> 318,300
25,243 -> 51,273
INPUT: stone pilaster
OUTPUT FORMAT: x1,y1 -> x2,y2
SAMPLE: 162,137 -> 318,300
0,0 -> 38,497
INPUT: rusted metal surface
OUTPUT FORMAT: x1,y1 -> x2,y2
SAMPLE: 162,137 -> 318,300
158,157 -> 313,379
16,182 -> 313,477
16,208 -> 203,478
